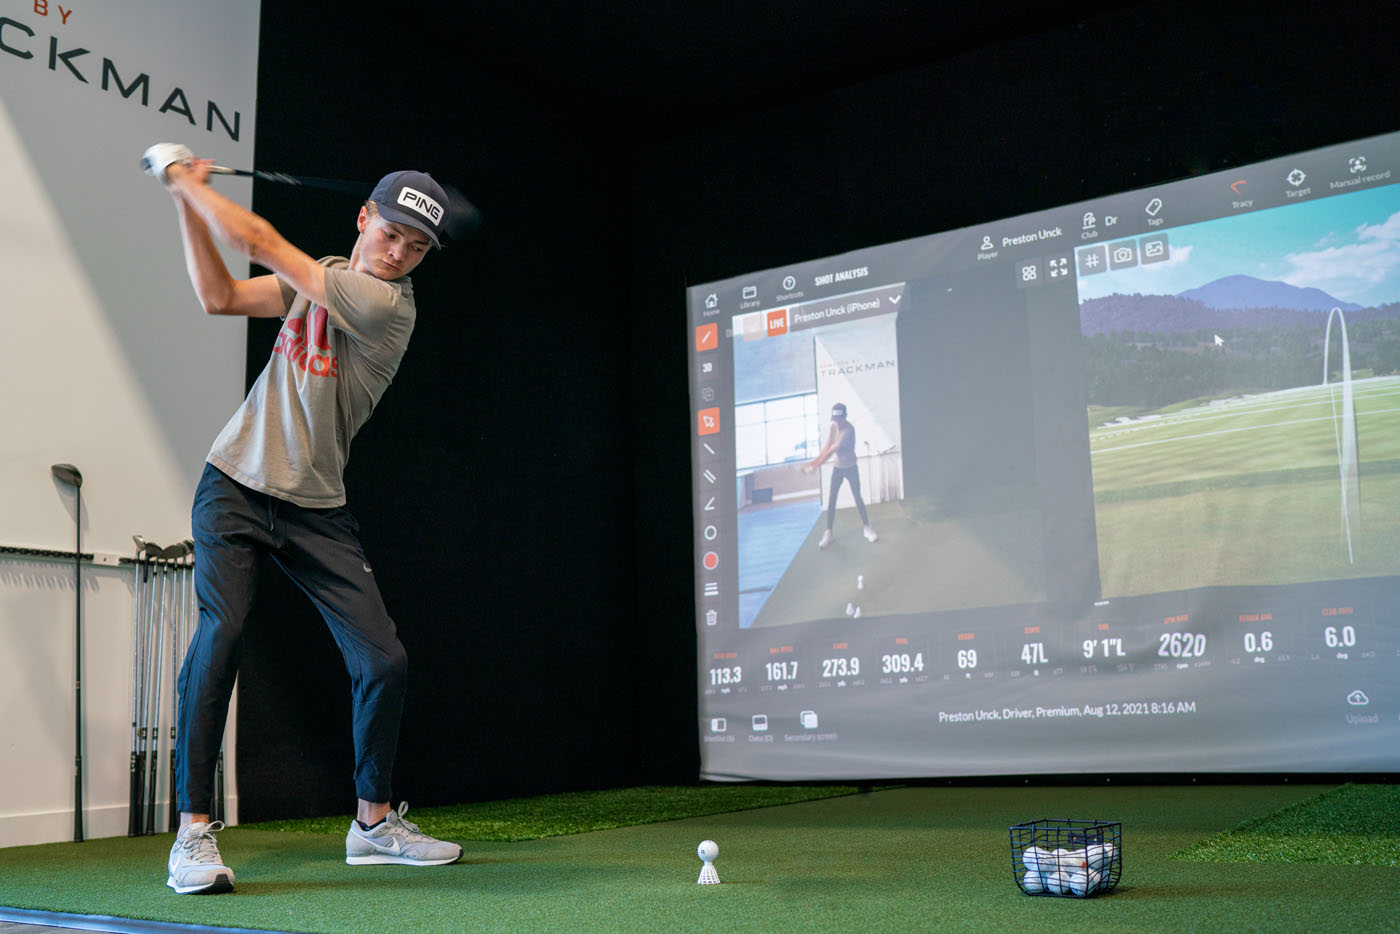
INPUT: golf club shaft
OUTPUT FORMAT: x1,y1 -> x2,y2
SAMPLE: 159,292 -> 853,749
207,164 -> 368,194
205,163 -> 482,239
73,487 -> 83,843
129,550 -> 145,836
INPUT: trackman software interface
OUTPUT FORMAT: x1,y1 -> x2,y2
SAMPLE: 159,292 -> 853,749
688,130 -> 1400,781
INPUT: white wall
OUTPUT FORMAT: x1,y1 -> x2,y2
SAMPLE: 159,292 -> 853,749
0,1 -> 260,846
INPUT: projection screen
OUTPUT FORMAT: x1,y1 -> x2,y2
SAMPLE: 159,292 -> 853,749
688,129 -> 1400,779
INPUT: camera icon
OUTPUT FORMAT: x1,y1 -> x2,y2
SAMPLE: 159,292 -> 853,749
1109,241 -> 1138,270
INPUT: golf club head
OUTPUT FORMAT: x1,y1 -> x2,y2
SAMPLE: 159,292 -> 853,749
162,542 -> 192,561
51,463 -> 83,488
441,181 -> 482,242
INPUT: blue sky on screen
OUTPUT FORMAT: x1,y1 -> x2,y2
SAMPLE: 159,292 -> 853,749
1075,183 -> 1400,308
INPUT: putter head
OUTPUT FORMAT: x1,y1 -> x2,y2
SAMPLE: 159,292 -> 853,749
51,463 -> 83,488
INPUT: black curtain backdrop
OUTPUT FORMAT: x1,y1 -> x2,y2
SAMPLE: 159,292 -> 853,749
235,2 -> 1400,820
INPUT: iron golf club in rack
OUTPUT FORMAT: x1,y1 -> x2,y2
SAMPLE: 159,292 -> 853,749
128,536 -> 204,835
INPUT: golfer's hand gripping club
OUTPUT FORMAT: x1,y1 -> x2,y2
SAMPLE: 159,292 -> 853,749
140,142 -> 194,180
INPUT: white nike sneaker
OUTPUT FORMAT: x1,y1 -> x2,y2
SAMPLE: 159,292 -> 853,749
819,529 -> 833,549
346,802 -> 462,866
167,821 -> 235,894
863,525 -> 879,543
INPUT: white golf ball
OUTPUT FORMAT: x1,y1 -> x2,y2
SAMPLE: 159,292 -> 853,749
1085,842 -> 1117,872
1020,870 -> 1046,894
1066,868 -> 1091,895
1045,849 -> 1072,893
697,840 -> 718,862
1021,845 -> 1047,873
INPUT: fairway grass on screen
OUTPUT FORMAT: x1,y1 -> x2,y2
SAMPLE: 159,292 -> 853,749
689,131 -> 1400,780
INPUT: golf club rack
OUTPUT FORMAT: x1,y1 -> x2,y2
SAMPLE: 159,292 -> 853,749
0,530 -> 226,840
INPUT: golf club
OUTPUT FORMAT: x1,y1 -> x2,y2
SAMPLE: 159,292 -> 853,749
166,540 -> 194,831
50,463 -> 84,843
205,163 -> 483,241
129,536 -> 148,836
145,544 -> 171,835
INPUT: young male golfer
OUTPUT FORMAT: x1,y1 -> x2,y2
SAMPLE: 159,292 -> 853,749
141,143 -> 461,894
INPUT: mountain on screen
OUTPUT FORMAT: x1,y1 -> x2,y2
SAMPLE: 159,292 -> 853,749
1177,274 -> 1361,312
1079,275 -> 1382,335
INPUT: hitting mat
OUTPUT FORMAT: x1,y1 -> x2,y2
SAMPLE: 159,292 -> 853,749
2,784 -> 1397,933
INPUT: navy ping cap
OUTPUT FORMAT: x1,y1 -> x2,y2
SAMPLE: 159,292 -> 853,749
369,170 -> 448,248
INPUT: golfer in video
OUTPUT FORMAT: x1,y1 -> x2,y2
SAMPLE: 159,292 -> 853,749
805,402 -> 878,548
141,143 -> 461,895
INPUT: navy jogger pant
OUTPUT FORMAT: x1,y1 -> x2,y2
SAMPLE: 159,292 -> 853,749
174,463 -> 407,813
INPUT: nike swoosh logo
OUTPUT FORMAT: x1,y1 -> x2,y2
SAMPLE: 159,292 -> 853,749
363,563 -> 373,573
381,837 -> 402,854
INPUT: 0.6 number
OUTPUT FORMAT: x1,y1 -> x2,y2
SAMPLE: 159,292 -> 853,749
1242,631 -> 1273,654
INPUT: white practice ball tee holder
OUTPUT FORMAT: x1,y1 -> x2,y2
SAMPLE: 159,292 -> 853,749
697,840 -> 720,884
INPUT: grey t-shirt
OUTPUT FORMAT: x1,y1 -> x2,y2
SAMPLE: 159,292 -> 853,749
830,421 -> 857,468
207,256 -> 416,508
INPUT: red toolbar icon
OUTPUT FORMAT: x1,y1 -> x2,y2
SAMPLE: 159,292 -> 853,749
766,309 -> 788,336
697,407 -> 720,435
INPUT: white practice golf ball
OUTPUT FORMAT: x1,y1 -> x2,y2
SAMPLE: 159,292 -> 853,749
1020,870 -> 1046,894
1021,845 -> 1047,873
697,840 -> 718,862
1045,849 -> 1072,893
1085,842 -> 1117,873
1066,869 -> 1090,895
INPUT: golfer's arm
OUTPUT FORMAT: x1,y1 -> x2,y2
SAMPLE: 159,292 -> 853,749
171,197 -> 284,317
810,427 -> 838,466
167,163 -> 328,312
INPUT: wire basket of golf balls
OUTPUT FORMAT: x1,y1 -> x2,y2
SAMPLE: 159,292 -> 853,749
1009,818 -> 1121,897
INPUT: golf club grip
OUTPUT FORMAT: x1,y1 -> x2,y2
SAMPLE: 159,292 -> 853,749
132,752 -> 145,836
128,754 -> 141,836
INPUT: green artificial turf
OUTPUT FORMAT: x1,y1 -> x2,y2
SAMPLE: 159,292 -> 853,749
2,784 -> 1397,933
1171,783 -> 1400,866
247,784 -> 864,841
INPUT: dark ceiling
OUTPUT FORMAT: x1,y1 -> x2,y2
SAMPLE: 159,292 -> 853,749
264,2 -> 1141,139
